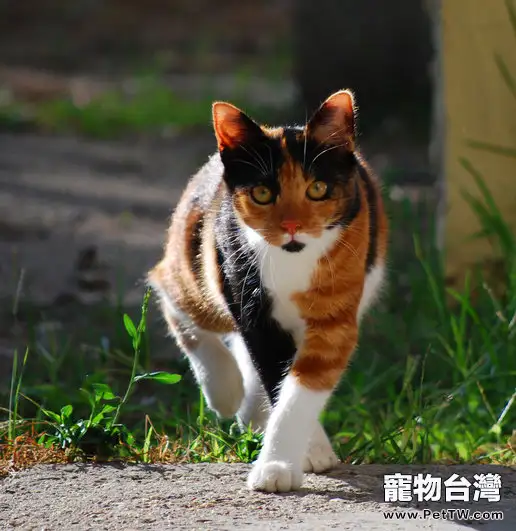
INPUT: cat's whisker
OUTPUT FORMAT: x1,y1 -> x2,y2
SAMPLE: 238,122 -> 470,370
322,125 -> 351,144
308,143 -> 348,173
258,246 -> 269,306
302,109 -> 309,171
265,143 -> 274,175
307,288 -> 317,312
323,251 -> 336,298
340,225 -> 369,238
336,237 -> 360,260
239,251 -> 262,319
219,244 -> 251,273
311,125 -> 351,154
251,227 -> 273,239
248,144 -> 270,175
240,144 -> 269,176
267,253 -> 278,295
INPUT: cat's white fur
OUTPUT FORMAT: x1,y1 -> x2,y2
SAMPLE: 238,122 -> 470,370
247,373 -> 331,491
244,226 -> 340,344
228,333 -> 270,432
149,286 -> 245,418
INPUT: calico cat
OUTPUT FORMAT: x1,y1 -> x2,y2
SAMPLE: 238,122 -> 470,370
148,90 -> 388,492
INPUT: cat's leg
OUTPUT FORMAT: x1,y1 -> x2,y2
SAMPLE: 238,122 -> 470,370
159,297 -> 244,418
247,320 -> 358,492
228,334 -> 339,462
247,374 -> 329,491
227,333 -> 271,432
182,329 -> 244,418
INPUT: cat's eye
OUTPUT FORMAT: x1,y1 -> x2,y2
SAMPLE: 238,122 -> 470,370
306,180 -> 328,200
250,185 -> 274,205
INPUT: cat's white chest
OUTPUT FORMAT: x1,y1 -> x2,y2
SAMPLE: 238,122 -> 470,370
245,228 -> 340,344
260,247 -> 309,339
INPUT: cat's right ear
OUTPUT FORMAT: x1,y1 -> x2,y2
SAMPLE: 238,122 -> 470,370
212,102 -> 264,151
306,90 -> 356,151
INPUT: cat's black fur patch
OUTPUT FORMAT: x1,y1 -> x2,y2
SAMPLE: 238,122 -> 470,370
220,133 -> 284,195
215,198 -> 296,403
356,161 -> 378,271
282,240 -> 306,253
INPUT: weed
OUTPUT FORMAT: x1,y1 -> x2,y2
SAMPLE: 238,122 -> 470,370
7,349 -> 29,442
2,289 -> 181,464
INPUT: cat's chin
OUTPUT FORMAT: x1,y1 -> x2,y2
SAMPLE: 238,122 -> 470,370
281,241 -> 306,253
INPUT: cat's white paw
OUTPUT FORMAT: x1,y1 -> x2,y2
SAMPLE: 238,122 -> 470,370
303,442 -> 339,473
203,370 -> 244,418
205,387 -> 244,418
303,423 -> 339,473
247,460 -> 303,492
192,337 -> 245,418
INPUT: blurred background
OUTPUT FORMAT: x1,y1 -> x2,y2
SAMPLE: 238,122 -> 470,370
1,1 -> 515,458
0,0 -> 435,348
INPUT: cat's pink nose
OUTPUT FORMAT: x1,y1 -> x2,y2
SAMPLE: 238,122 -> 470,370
280,220 -> 301,236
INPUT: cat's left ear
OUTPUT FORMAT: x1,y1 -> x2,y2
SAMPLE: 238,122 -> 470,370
212,102 -> 264,151
306,89 -> 356,151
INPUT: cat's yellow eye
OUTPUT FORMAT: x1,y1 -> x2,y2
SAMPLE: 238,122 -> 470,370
306,180 -> 328,200
250,185 -> 273,205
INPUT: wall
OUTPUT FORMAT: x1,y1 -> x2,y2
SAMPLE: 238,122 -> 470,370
441,0 -> 516,286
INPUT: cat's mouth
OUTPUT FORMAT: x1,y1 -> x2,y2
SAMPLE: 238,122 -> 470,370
281,240 -> 306,253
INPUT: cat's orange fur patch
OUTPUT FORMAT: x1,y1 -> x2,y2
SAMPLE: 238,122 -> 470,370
149,178 -> 236,336
290,182 -> 378,390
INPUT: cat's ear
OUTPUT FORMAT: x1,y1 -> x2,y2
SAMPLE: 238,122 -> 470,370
306,90 -> 356,150
212,102 -> 264,151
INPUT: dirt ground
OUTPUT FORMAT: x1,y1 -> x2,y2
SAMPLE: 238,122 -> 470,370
0,463 -> 514,530
0,130 -> 215,373
0,131 -> 212,307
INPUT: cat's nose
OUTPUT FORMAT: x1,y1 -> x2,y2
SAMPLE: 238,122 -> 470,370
280,220 -> 301,236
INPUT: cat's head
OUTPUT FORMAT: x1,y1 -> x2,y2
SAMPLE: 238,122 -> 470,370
213,90 -> 360,253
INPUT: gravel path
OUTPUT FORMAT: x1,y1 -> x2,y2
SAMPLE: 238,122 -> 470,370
1,463 -> 514,530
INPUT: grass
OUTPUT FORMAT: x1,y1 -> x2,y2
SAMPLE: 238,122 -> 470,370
0,74 -> 284,139
0,170 -> 515,477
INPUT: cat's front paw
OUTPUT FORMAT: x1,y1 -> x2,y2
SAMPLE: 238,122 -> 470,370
303,441 -> 339,473
247,460 -> 303,492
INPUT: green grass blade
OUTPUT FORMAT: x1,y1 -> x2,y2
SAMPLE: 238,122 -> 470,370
494,53 -> 516,100
8,350 -> 18,442
505,0 -> 516,38
465,140 -> 516,159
